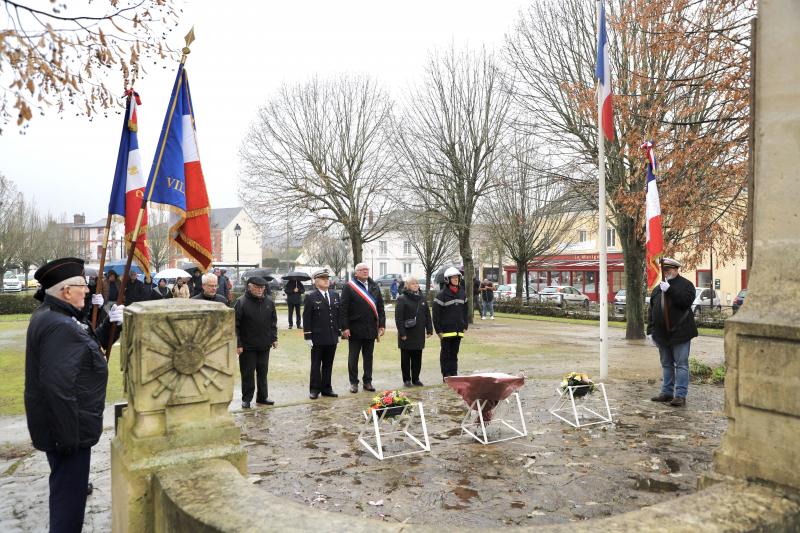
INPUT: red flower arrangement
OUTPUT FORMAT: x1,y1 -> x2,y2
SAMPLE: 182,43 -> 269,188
367,390 -> 412,419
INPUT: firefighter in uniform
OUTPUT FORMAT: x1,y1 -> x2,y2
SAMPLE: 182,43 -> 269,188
432,266 -> 469,380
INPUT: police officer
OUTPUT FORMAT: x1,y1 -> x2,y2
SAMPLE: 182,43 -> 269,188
234,277 -> 278,409
340,262 -> 385,393
433,266 -> 469,380
25,257 -> 125,532
303,269 -> 341,399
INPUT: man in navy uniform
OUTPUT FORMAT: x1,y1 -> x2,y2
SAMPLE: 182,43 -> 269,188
340,262 -> 385,393
303,268 -> 341,399
25,257 -> 125,532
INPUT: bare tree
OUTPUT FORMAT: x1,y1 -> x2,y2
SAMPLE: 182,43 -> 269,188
401,210 -> 459,294
14,198 -> 42,286
304,229 -> 351,279
1,0 -> 179,132
395,48 -> 512,320
484,137 -> 579,300
239,76 -> 397,266
0,175 -> 24,280
146,208 -> 171,272
505,0 -> 752,338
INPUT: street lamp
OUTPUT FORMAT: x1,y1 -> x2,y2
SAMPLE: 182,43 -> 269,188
233,223 -> 241,282
110,230 -> 116,260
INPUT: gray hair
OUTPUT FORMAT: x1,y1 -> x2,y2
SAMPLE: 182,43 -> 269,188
202,273 -> 218,285
45,276 -> 85,298
405,276 -> 419,286
355,262 -> 369,270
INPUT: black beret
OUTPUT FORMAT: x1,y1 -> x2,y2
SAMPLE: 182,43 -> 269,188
34,257 -> 85,290
248,276 -> 268,287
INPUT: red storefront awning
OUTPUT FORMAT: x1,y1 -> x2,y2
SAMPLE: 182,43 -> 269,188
504,253 -> 625,273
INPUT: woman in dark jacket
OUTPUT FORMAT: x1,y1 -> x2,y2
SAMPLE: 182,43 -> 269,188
394,277 -> 433,387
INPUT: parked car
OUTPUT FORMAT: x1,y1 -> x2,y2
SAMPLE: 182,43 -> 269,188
613,289 -> 627,314
732,289 -> 747,313
375,273 -> 403,288
692,287 -> 721,313
539,286 -> 590,308
3,273 -> 23,292
495,284 -> 515,299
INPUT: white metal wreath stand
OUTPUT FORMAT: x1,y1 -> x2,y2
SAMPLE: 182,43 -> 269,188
549,383 -> 612,428
460,392 -> 528,445
358,403 -> 431,460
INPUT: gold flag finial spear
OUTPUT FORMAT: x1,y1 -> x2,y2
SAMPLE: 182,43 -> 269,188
181,27 -> 195,62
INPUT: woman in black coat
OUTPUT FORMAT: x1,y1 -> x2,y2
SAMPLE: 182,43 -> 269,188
394,277 -> 433,387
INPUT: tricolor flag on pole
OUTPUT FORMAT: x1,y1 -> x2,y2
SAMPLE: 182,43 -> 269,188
108,90 -> 151,274
146,63 -> 213,271
595,1 -> 614,141
643,141 -> 664,291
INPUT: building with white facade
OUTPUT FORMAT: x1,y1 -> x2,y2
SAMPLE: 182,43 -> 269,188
210,207 -> 263,269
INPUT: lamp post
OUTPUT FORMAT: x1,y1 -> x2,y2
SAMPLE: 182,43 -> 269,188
233,223 -> 241,283
110,230 -> 116,261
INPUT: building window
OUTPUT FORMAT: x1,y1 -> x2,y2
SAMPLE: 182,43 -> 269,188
403,241 -> 412,255
607,228 -> 616,247
379,241 -> 387,256
379,262 -> 387,276
696,270 -> 712,288
578,230 -> 588,242
403,263 -> 412,274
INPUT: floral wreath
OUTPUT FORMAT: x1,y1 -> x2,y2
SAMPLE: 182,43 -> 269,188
559,372 -> 596,395
367,390 -> 412,415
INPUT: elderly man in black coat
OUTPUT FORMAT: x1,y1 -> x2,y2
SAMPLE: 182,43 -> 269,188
340,262 -> 386,393
25,258 -> 124,532
647,257 -> 699,407
303,269 -> 341,399
394,277 -> 433,387
234,277 -> 278,409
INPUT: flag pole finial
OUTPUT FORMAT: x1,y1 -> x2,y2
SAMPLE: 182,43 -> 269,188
181,27 -> 195,61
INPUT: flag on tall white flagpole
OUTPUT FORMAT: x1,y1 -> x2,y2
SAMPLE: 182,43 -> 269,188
595,1 -> 614,141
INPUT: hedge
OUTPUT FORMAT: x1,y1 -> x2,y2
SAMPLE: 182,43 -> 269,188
0,293 -> 40,315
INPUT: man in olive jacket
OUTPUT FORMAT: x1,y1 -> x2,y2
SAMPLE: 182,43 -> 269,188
340,263 -> 385,393
25,257 -> 124,532
234,277 -> 278,409
647,257 -> 698,407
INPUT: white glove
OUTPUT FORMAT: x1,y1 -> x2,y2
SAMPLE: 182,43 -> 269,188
91,294 -> 104,306
306,339 -> 313,348
646,334 -> 656,347
659,281 -> 670,293
109,304 -> 125,325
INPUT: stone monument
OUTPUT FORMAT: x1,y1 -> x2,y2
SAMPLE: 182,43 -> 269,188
714,0 -> 800,490
111,299 -> 245,532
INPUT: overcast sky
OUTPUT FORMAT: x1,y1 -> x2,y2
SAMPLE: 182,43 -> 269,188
0,0 -> 529,224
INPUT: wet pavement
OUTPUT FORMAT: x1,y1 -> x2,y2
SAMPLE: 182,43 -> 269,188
239,380 -> 725,527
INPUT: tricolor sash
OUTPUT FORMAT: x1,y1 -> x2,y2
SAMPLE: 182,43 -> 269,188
348,280 -> 379,320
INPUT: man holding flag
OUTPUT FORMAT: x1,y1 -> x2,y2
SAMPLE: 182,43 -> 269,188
643,144 -> 698,408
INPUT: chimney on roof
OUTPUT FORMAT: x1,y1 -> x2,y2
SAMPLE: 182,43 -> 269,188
73,213 -> 85,225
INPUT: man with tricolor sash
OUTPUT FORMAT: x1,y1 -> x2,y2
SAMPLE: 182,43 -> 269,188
340,263 -> 386,394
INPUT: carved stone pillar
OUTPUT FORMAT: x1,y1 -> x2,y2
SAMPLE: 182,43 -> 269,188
715,0 -> 800,490
111,299 -> 245,532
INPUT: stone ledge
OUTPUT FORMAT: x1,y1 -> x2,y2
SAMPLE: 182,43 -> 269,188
153,460 -> 800,533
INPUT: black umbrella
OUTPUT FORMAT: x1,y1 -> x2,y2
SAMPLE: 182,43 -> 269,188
283,270 -> 311,281
241,268 -> 275,281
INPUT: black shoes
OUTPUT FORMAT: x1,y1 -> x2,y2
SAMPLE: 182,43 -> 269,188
650,394 -> 673,402
256,399 -> 275,406
363,383 -> 376,392
288,325 -> 293,329
309,392 -> 319,400
241,401 -> 251,409
350,384 -> 358,394
669,397 -> 686,407
403,381 -> 412,388
412,381 -> 424,387
321,391 -> 338,397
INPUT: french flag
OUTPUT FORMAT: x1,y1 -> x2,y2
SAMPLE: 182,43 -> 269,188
643,141 -> 663,290
108,90 -> 151,274
146,64 -> 213,271
595,1 -> 614,141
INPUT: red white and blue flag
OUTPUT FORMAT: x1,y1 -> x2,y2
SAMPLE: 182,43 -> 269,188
595,1 -> 614,141
146,64 -> 213,271
108,90 -> 151,274
642,141 -> 663,290
347,280 -> 379,319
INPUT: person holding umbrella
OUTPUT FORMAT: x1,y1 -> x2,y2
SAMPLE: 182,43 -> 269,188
284,271 -> 308,329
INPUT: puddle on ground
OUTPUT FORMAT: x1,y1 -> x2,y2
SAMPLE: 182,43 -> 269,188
239,380 -> 724,527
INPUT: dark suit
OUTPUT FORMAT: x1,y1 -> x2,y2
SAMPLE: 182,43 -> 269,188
303,289 -> 341,394
285,279 -> 305,328
340,278 -> 385,386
